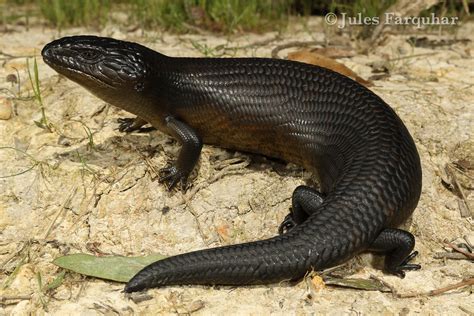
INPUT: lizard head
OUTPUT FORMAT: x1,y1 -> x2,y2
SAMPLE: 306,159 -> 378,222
42,35 -> 159,115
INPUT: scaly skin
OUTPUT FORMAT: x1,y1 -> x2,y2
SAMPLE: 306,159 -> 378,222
42,36 -> 422,293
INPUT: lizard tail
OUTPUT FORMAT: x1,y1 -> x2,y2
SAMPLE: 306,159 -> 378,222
124,201 -> 373,293
125,235 -> 310,292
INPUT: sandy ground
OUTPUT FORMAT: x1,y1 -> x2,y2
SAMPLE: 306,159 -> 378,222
0,17 -> 473,315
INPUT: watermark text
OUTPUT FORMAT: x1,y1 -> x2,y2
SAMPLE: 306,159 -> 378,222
325,12 -> 459,29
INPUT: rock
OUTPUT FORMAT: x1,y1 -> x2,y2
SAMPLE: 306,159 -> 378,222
10,300 -> 31,315
0,205 -> 13,229
464,233 -> 474,249
0,97 -> 13,120
9,263 -> 35,293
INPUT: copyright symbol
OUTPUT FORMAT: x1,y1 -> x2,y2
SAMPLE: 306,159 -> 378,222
325,13 -> 337,25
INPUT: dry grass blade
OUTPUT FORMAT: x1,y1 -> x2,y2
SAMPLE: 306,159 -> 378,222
0,146 -> 41,179
43,187 -> 78,239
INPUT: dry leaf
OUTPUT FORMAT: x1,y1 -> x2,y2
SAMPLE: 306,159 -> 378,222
216,224 -> 230,242
288,50 -> 373,87
310,47 -> 355,59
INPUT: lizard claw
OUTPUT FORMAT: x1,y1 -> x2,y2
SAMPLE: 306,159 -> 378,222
159,165 -> 188,191
117,118 -> 138,133
278,213 -> 297,235
117,117 -> 155,133
390,251 -> 421,278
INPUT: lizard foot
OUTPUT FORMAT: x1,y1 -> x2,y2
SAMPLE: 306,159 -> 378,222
117,117 -> 155,133
159,165 -> 188,191
278,213 -> 297,235
118,118 -> 139,132
390,251 -> 421,278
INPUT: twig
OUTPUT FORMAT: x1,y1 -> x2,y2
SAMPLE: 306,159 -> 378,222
397,278 -> 474,298
370,275 -> 474,298
385,52 -> 439,62
445,242 -> 474,260
73,282 -> 86,303
434,252 -> 472,260
427,278 -> 474,297
0,295 -> 32,306
143,154 -> 160,180
0,295 -> 32,300
458,305 -> 473,315
452,162 -> 474,181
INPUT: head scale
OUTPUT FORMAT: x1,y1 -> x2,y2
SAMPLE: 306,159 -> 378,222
42,35 -> 158,112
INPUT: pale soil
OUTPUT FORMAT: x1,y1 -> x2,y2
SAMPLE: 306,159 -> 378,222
0,17 -> 473,315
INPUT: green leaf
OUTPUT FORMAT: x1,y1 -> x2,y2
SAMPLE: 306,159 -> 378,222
44,270 -> 66,291
33,57 -> 42,104
36,271 -> 43,290
53,253 -> 166,283
34,120 -> 45,129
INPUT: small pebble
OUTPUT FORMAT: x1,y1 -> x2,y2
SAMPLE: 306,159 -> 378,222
0,97 -> 13,120
57,135 -> 72,146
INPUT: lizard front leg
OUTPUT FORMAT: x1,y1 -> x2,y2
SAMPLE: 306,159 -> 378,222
159,116 -> 203,190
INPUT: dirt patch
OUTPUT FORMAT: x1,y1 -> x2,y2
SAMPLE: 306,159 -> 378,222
1,18 -> 473,315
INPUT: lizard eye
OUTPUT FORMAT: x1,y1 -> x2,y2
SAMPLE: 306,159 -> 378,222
80,50 -> 101,61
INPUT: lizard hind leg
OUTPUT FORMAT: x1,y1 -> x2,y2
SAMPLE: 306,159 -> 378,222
369,228 -> 421,278
278,185 -> 324,234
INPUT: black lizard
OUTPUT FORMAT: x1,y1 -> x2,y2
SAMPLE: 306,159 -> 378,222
42,35 -> 422,292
